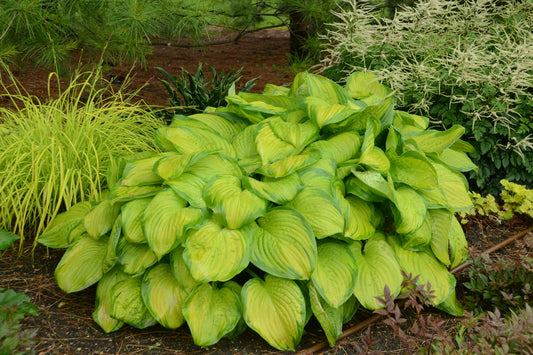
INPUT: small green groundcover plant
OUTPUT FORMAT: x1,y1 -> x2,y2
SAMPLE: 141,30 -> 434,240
38,72 -> 475,351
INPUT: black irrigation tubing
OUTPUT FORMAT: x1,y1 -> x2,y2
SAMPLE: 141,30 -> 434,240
298,224 -> 533,355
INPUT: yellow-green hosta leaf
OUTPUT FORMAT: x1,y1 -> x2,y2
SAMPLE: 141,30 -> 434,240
345,71 -> 388,100
84,199 -> 121,239
169,246 -> 199,293
429,209 -> 453,266
186,153 -> 243,181
257,153 -> 318,178
308,281 -> 343,347
110,185 -> 162,204
290,187 -> 345,239
298,159 -> 338,193
342,295 -> 360,324
392,186 -> 427,235
311,241 -> 357,308
262,83 -> 290,96
399,213 -> 432,251
390,237 -> 456,305
165,172 -> 207,209
120,154 -> 163,187
359,146 -> 390,174
121,199 -> 150,243
238,92 -> 301,111
344,195 -> 375,240
304,72 -> 352,104
436,289 -> 464,316
116,238 -> 158,276
349,233 -> 403,310
305,96 -> 356,129
184,219 -> 252,282
449,216 -> 468,269
153,151 -> 207,181
141,263 -> 188,329
242,275 -> 306,351
393,111 -> 429,131
389,151 -> 439,190
225,94 -> 288,123
432,148 -> 478,173
418,188 -> 450,209
431,161 -> 473,211
252,207 -> 317,280
55,234 -> 108,293
232,124 -> 258,160
155,125 -> 235,157
92,266 -> 129,333
204,175 -> 267,229
38,201 -> 94,248
183,282 -> 243,347
142,189 -> 205,259
405,125 -> 465,153
110,276 -> 156,329
186,112 -> 248,141
348,170 -> 395,202
246,173 -> 302,204
103,216 -> 121,273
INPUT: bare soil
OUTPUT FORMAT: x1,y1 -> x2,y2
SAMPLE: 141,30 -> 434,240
1,29 -> 533,355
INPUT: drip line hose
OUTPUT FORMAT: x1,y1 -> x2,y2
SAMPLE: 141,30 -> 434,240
298,225 -> 533,355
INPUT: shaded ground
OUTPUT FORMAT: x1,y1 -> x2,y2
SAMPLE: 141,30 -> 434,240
1,29 -> 533,354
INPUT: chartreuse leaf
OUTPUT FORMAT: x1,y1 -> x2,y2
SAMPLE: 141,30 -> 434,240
311,241 -> 357,308
399,213 -> 432,251
242,275 -> 307,351
142,189 -> 204,259
309,281 -> 343,347
55,234 -> 108,293
38,201 -> 93,248
84,199 -> 120,240
120,154 -> 163,186
204,175 -> 267,229
392,186 -> 427,235
418,187 -> 449,209
185,112 -> 248,141
153,151 -> 207,181
305,96 -> 357,129
121,199 -> 150,243
232,124 -> 258,160
342,295 -> 360,324
92,266 -> 129,333
432,148 -> 478,172
304,72 -> 353,104
245,173 -> 302,204
304,132 -> 361,163
429,209 -> 468,268
347,170 -> 395,202
110,276 -> 156,329
166,172 -> 207,208
103,217 -> 121,273
431,161 -> 473,211
389,151 -> 439,190
110,185 -> 161,204
169,246 -> 199,293
185,153 -> 243,181
238,92 -> 301,112
252,207 -> 317,280
393,110 -> 429,131
344,195 -> 375,240
345,71 -> 389,100
290,187 -> 345,239
349,233 -> 403,310
256,153 -> 318,178
405,125 -> 465,153
184,219 -> 252,282
141,263 -> 188,329
390,237 -> 456,306
436,289 -> 464,316
116,238 -> 158,276
183,282 -> 243,346
155,125 -> 235,157
225,94 -> 287,123
449,215 -> 468,269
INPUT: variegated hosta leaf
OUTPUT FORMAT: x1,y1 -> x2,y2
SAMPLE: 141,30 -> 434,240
103,217 -> 122,273
165,172 -> 207,208
238,92 -> 301,112
38,201 -> 93,248
185,112 -> 248,141
142,189 -> 205,259
345,71 -> 389,100
393,111 -> 429,132
436,289 -> 464,316
119,154 -> 163,187
449,215 -> 468,269
399,212 -> 432,251
110,185 -> 161,204
92,266 -> 129,333
245,173 -> 302,204
204,175 -> 267,229
344,195 -> 376,241
431,148 -> 478,173
55,234 -> 108,293
169,246 -> 199,293
305,96 -> 357,129
431,161 -> 473,211
311,241 -> 357,308
349,233 -> 403,310
308,281 -> 343,347
389,151 -> 439,190
110,276 -> 156,329
290,187 -> 345,239
155,125 -> 236,157
232,124 -> 258,160
405,125 -> 465,153
298,159 -> 338,193
418,188 -> 450,209
183,282 -> 243,346
121,198 -> 151,243
153,151 -> 207,181
360,146 -> 390,174
347,170 -> 395,202
342,295 -> 360,324
242,275 -> 307,351
304,72 -> 353,105
186,153 -> 243,181
141,263 -> 188,329
390,237 -> 456,306
429,209 -> 468,268
84,199 -> 121,239
252,207 -> 317,280
225,94 -> 288,123
184,219 -> 252,282
256,153 -> 318,178
392,186 -> 427,235
305,131 -> 361,163
116,237 -> 158,276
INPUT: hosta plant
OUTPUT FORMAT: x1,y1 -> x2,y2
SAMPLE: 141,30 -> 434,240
38,71 -> 475,351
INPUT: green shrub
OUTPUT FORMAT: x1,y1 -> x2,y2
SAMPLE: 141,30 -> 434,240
321,0 -> 533,195
38,71 -> 475,351
0,69 -> 162,247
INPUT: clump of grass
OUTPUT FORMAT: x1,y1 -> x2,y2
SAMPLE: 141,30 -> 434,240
0,69 -> 162,249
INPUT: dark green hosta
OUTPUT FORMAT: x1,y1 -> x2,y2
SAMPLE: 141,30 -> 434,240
38,71 -> 476,351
